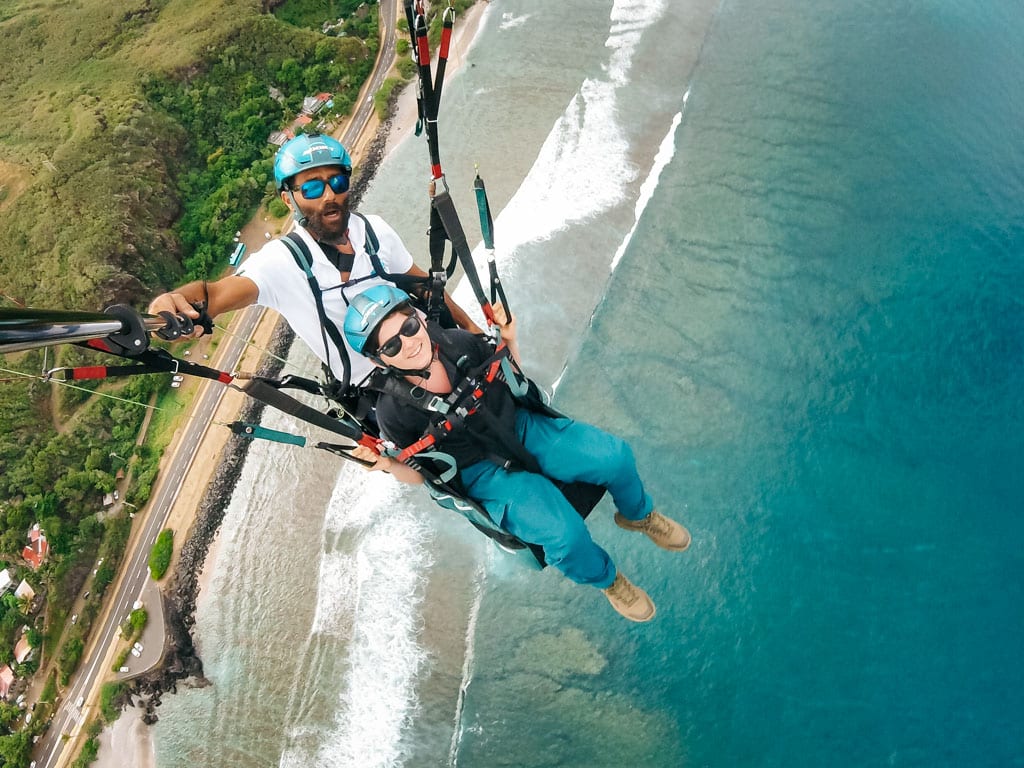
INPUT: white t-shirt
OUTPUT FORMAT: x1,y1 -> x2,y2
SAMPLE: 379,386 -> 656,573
236,215 -> 415,384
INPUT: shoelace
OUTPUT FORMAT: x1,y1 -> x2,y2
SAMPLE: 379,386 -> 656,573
642,513 -> 672,536
608,577 -> 640,605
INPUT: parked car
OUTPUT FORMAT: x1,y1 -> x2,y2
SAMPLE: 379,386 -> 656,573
70,614 -> 78,624
130,648 -> 141,658
84,591 -> 90,599
172,374 -> 184,382
119,666 -> 129,673
75,696 -> 84,709
133,642 -> 144,652
171,381 -> 181,388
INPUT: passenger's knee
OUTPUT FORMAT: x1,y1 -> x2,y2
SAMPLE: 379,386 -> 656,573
537,517 -> 592,563
597,434 -> 636,476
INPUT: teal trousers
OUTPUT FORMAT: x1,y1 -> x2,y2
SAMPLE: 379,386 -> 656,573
459,409 -> 654,588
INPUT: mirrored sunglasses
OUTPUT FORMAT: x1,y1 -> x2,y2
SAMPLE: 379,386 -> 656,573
296,173 -> 350,200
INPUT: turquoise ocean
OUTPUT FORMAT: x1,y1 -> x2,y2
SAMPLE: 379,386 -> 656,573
151,0 -> 1024,766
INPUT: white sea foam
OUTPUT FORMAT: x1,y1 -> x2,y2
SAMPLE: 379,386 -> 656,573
609,91 -> 688,272
281,472 -> 432,767
606,0 -> 667,85
447,562 -> 487,768
499,12 -> 530,30
459,0 -> 668,279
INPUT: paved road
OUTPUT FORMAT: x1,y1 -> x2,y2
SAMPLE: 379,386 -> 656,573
35,4 -> 399,766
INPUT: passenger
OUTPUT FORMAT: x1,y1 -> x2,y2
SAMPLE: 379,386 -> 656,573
345,285 -> 691,622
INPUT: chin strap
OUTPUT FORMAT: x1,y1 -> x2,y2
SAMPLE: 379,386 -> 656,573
284,189 -> 308,227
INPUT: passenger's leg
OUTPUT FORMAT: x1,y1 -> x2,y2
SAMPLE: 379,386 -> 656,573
515,410 -> 653,521
460,461 -> 617,588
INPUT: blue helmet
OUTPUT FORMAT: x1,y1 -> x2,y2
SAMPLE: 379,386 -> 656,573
344,285 -> 412,355
274,133 -> 352,191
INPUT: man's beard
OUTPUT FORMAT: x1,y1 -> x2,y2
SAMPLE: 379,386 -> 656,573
306,197 -> 351,245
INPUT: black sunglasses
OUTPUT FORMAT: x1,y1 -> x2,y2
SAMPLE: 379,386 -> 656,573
295,173 -> 350,200
376,314 -> 422,358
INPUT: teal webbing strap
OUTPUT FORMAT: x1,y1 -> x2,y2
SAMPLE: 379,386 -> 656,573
231,422 -> 307,447
500,356 -> 529,398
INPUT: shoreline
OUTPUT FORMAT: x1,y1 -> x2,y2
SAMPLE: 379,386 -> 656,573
90,4 -> 489,766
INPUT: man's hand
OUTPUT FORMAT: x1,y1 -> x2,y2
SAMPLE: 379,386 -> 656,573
148,292 -> 206,341
491,302 -> 521,365
146,276 -> 257,341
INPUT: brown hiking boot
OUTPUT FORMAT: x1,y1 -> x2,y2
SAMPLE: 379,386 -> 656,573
601,573 -> 656,623
614,510 -> 691,551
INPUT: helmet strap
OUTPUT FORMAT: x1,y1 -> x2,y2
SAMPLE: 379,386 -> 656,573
284,189 -> 309,227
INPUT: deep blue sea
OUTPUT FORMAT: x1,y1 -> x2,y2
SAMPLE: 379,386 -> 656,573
150,1 -> 1024,766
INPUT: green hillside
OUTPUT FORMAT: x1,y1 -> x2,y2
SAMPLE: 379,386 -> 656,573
0,0 -> 377,310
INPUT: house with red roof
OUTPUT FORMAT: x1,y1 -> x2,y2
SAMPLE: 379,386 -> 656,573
22,524 -> 48,570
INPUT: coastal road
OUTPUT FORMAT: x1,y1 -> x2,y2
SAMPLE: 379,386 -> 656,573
36,6 -> 401,766
348,0 -> 400,149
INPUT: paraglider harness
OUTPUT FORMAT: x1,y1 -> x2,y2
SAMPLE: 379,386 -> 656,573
361,329 -> 604,565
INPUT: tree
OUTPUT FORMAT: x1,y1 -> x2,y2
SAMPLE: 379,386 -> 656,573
267,197 -> 289,218
129,607 -> 148,634
0,731 -> 31,766
0,701 -> 21,730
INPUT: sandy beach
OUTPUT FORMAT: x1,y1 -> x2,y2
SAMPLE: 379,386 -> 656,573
90,4 -> 488,767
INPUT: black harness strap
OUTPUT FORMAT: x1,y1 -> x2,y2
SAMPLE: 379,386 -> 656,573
280,231 -> 353,395
57,345 -> 234,385
431,189 -> 495,325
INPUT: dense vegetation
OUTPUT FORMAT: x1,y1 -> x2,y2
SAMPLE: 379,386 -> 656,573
0,8 -> 376,531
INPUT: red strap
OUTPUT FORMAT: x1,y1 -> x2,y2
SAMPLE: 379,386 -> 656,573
358,434 -> 383,452
439,24 -> 452,59
70,366 -> 110,380
396,433 -> 438,464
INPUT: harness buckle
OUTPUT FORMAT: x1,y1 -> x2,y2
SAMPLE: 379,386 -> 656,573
426,395 -> 450,414
409,384 -> 450,414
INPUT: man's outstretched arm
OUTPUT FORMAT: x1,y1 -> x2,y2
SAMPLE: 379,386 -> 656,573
147,275 -> 260,340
